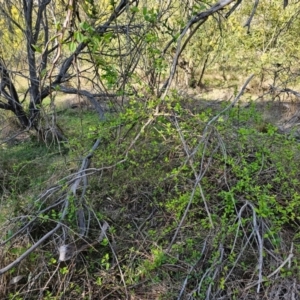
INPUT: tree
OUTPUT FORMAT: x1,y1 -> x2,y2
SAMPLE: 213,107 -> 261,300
0,0 -> 135,140
2,0 -> 292,140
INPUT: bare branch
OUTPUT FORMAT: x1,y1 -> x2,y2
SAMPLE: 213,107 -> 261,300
225,0 -> 242,18
58,86 -> 107,119
0,135 -> 103,275
244,0 -> 260,33
0,222 -> 62,275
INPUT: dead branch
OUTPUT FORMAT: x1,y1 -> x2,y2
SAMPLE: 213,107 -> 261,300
225,0 -> 242,18
244,0 -> 260,33
0,137 -> 102,275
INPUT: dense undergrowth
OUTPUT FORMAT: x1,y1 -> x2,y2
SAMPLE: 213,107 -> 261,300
1,0 -> 300,298
1,94 -> 300,299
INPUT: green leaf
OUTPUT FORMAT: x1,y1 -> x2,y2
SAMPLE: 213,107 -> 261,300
40,69 -> 47,78
54,21 -> 61,30
69,41 -> 76,52
130,6 -> 139,13
103,32 -> 113,42
74,31 -> 85,43
31,44 -> 42,53
80,21 -> 91,31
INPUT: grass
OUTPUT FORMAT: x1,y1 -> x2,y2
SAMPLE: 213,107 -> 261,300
0,106 -> 99,214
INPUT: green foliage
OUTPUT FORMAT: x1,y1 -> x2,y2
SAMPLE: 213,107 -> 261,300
84,98 -> 300,296
2,87 -> 300,299
3,0 -> 300,299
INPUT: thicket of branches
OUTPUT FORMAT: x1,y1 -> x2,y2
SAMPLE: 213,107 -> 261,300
0,0 -> 294,131
1,0 -> 300,299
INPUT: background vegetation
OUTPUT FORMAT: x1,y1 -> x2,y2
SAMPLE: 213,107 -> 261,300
1,0 -> 300,299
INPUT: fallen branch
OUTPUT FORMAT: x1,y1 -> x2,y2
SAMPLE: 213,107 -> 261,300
0,137 -> 102,275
